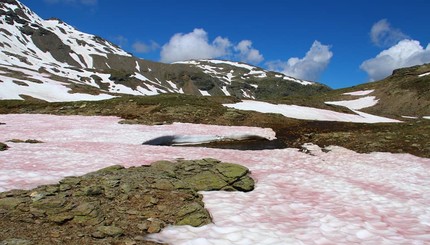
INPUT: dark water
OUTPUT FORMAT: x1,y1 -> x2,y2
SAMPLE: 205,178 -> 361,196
143,137 -> 288,150
187,138 -> 288,150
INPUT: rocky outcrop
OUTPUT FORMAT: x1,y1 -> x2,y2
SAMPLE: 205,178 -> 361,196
0,158 -> 254,244
0,142 -> 8,151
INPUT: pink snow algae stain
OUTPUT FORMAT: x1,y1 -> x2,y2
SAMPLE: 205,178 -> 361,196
0,114 -> 429,245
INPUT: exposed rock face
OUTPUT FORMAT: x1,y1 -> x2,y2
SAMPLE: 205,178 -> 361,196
0,159 -> 254,244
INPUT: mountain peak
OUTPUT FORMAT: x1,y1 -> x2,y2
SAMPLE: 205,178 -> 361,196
0,0 -> 330,102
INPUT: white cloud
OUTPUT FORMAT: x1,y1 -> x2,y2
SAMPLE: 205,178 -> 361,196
266,41 -> 333,81
234,40 -> 264,64
132,41 -> 159,53
160,28 -> 231,63
370,19 -> 408,47
360,39 -> 430,81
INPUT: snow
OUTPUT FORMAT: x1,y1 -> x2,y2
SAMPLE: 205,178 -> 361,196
135,61 -> 141,72
132,72 -> 151,82
0,72 -> 114,102
200,59 -> 256,71
0,114 -> 429,245
225,71 -> 234,83
402,116 -> 419,119
418,72 -> 430,77
343,90 -> 375,96
224,100 -> 401,123
325,96 -> 379,110
283,76 -> 314,86
423,116 -> 430,120
199,90 -> 211,96
221,86 -> 231,96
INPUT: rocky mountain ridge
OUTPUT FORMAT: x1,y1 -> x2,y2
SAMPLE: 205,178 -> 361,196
0,0 -> 329,102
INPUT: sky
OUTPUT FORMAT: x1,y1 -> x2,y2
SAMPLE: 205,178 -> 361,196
20,0 -> 430,89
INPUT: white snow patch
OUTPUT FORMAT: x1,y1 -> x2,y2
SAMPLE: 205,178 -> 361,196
199,90 -> 211,96
402,116 -> 419,119
135,61 -> 141,72
283,76 -> 313,85
221,86 -> 231,96
423,116 -> 430,120
0,73 -> 113,102
224,100 -> 400,123
200,59 -> 255,71
343,90 -> 375,96
173,60 -> 201,65
418,72 -> 430,77
325,96 -> 379,110
250,84 -> 258,88
132,72 -> 150,82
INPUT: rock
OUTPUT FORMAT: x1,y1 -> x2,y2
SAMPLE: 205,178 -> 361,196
232,176 -> 255,192
0,159 -> 255,244
5,139 -> 43,144
47,213 -> 74,224
0,142 -> 8,151
147,219 -> 164,234
215,162 -> 248,179
96,225 -> 124,237
0,198 -> 25,210
0,238 -> 32,245
183,171 -> 227,190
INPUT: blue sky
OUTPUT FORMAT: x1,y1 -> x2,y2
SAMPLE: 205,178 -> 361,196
21,0 -> 430,88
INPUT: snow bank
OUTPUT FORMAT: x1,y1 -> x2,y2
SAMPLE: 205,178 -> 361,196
0,114 -> 428,245
325,96 -> 379,110
224,100 -> 400,123
343,90 -> 374,96
418,72 -> 430,78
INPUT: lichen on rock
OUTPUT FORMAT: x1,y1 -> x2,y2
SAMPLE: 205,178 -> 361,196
0,159 -> 254,244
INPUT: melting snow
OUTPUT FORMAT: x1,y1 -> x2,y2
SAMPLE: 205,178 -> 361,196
224,100 -> 400,123
283,76 -> 314,86
418,72 -> 430,78
221,86 -> 230,96
0,114 -> 429,245
325,96 -> 379,110
199,90 -> 211,96
343,90 -> 374,96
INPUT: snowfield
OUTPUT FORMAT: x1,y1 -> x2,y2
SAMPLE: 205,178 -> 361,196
0,114 -> 429,244
343,90 -> 374,96
224,100 -> 400,123
325,96 -> 379,110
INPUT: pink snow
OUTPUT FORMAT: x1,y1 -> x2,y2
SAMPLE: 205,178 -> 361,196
1,114 -> 429,245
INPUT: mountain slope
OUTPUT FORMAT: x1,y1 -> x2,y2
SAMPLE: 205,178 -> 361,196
0,0 -> 329,102
321,64 -> 430,118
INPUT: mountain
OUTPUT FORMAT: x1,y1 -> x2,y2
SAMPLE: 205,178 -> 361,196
319,64 -> 430,118
0,0 -> 329,102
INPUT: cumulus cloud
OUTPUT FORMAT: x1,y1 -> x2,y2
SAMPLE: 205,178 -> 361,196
360,39 -> 430,81
160,28 -> 232,63
234,40 -> 264,64
44,0 -> 97,5
370,19 -> 408,47
132,41 -> 160,53
266,41 -> 333,81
